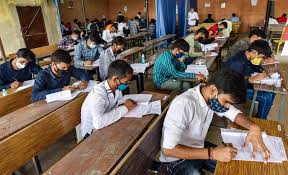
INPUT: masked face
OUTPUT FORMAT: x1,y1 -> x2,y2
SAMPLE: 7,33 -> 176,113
71,35 -> 79,41
53,63 -> 69,77
88,40 -> 96,49
176,49 -> 184,59
208,94 -> 229,113
15,57 -> 28,70
117,78 -> 129,91
250,57 -> 263,65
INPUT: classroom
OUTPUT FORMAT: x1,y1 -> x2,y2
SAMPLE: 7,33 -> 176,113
0,0 -> 287,175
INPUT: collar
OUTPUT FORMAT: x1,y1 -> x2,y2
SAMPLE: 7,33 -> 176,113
8,59 -> 16,71
104,80 -> 113,93
195,84 -> 208,107
108,47 -> 115,57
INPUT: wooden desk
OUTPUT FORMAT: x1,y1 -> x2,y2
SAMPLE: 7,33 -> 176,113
125,32 -> 149,41
0,93 -> 87,175
0,87 -> 32,117
144,34 -> 177,47
215,118 -> 288,175
249,64 -> 287,122
118,46 -> 146,63
44,91 -> 171,175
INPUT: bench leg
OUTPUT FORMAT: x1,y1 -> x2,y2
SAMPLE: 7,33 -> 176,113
32,156 -> 42,174
136,73 -> 144,94
277,95 -> 286,123
249,90 -> 258,117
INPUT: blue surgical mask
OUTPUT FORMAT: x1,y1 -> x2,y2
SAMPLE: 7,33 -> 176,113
117,83 -> 129,91
176,53 -> 184,59
208,95 -> 229,113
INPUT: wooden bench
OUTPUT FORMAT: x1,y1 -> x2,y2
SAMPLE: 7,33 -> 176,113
144,34 -> 177,54
0,93 -> 87,174
0,87 -> 32,117
43,91 -> 172,175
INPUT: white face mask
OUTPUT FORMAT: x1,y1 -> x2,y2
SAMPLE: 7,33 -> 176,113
16,60 -> 26,69
89,43 -> 96,49
71,35 -> 79,41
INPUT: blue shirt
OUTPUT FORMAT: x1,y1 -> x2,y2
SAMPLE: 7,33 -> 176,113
31,66 -> 90,102
223,51 -> 262,77
0,59 -> 42,90
230,16 -> 240,22
73,40 -> 104,67
153,50 -> 195,88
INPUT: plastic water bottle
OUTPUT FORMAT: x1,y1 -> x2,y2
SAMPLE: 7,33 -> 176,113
2,89 -> 7,96
141,54 -> 145,64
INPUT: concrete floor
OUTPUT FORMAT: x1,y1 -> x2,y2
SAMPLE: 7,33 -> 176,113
14,45 -> 288,175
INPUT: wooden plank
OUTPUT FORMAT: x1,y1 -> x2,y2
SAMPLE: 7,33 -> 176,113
44,92 -> 171,175
215,118 -> 288,175
0,87 -> 32,117
117,47 -> 146,59
0,93 -> 87,175
143,34 -> 177,47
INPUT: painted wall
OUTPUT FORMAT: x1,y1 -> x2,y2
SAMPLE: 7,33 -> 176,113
274,0 -> 288,18
0,0 -> 62,55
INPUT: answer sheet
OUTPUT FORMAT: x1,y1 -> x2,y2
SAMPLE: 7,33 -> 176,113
124,100 -> 161,118
118,94 -> 152,104
185,64 -> 209,77
15,80 -> 35,92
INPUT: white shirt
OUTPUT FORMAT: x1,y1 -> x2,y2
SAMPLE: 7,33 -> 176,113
160,85 -> 241,162
188,11 -> 199,26
102,30 -> 118,43
118,22 -> 129,35
269,18 -> 279,25
80,81 -> 128,137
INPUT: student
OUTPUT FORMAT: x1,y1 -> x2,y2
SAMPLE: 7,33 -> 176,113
81,60 -> 136,138
99,36 -> 126,81
153,39 -> 205,91
117,16 -> 129,36
102,23 -> 119,43
229,13 -> 240,22
276,13 -> 287,23
207,22 -> 227,37
160,69 -> 270,175
71,19 -> 81,31
225,28 -> 266,60
184,27 -> 209,57
0,48 -> 42,90
223,40 -> 274,119
220,19 -> 232,37
74,33 -> 104,67
58,30 -> 80,50
188,8 -> 199,27
129,17 -> 140,36
32,49 -> 90,102
137,12 -> 142,20
149,19 -> 156,39
203,14 -> 215,23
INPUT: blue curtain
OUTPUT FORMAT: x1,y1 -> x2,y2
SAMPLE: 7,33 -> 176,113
156,0 -> 176,38
178,0 -> 188,37
189,0 -> 197,11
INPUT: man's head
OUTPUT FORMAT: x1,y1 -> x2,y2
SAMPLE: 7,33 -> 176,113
71,30 -> 80,41
87,33 -> 102,49
208,14 -> 212,18
206,69 -> 246,110
150,19 -> 156,24
282,13 -> 287,18
138,12 -> 142,15
232,13 -> 236,17
218,22 -> 228,31
248,40 -> 272,60
190,8 -> 195,12
195,27 -> 209,40
107,60 -> 133,91
111,36 -> 126,54
51,49 -> 72,77
14,48 -> 36,69
110,23 -> 118,33
171,39 -> 190,58
73,19 -> 78,23
249,29 -> 266,43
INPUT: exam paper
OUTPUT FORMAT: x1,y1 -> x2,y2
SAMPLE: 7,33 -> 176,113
251,72 -> 282,87
281,41 -> 288,56
130,63 -> 149,73
201,43 -> 218,52
124,100 -> 161,118
221,128 -> 287,163
15,80 -> 35,92
118,94 -> 152,104
207,52 -> 218,57
185,64 -> 209,77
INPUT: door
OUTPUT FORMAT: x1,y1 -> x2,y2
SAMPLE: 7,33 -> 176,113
16,6 -> 49,49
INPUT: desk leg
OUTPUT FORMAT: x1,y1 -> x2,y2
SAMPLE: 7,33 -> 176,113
95,67 -> 100,81
136,73 -> 144,94
277,95 -> 286,122
249,90 -> 258,117
32,156 -> 42,174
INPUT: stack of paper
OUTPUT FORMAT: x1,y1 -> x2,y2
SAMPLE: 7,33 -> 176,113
200,43 -> 219,52
221,128 -> 287,163
124,100 -> 162,118
15,80 -> 35,92
251,72 -> 282,87
185,64 -> 209,77
130,63 -> 149,73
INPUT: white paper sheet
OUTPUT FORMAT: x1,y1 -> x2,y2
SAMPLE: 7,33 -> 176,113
221,128 -> 287,163
251,72 -> 282,87
84,59 -> 99,67
207,52 -> 218,57
201,43 -> 219,52
15,80 -> 35,92
124,100 -> 161,118
130,63 -> 149,73
118,94 -> 152,104
281,41 -> 288,56
185,64 -> 209,77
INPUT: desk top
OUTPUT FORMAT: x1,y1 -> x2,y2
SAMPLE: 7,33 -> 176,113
125,32 -> 149,40
44,91 -> 170,175
117,46 -> 145,58
144,34 -> 177,46
0,88 -> 18,98
215,118 -> 288,175
0,93 -> 87,141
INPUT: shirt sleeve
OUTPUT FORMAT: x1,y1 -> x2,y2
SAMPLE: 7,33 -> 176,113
58,37 -> 67,49
70,66 -> 90,81
99,52 -> 110,81
162,98 -> 192,149
74,44 -> 84,66
31,74 -> 62,102
215,105 -> 241,122
166,58 -> 195,79
0,68 -> 11,90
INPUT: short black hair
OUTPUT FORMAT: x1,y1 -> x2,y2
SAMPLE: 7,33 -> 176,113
283,13 -> 287,17
248,40 -> 272,57
208,69 -> 246,104
219,22 -> 228,28
107,60 -> 133,79
51,49 -> 72,64
150,19 -> 156,24
117,15 -> 125,23
73,19 -> 78,23
112,36 -> 126,46
249,28 -> 266,39
138,12 -> 142,15
171,39 -> 190,52
232,13 -> 236,17
16,48 -> 36,62
72,30 -> 80,36
196,27 -> 209,38
135,16 -> 140,20
208,14 -> 212,18
111,23 -> 118,30
88,33 -> 102,44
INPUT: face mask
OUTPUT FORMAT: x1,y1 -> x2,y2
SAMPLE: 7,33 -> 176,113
208,95 -> 229,113
117,83 -> 129,91
250,57 -> 263,65
198,37 -> 204,41
54,64 -> 65,77
88,43 -> 96,49
176,53 -> 184,59
71,35 -> 79,41
219,28 -> 224,32
116,49 -> 123,54
16,60 -> 26,70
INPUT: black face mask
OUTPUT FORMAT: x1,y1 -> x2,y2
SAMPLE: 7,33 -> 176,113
54,64 -> 68,77
116,49 -> 123,54
198,37 -> 205,42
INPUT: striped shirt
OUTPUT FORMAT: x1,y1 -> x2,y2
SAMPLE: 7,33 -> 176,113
153,50 -> 195,88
